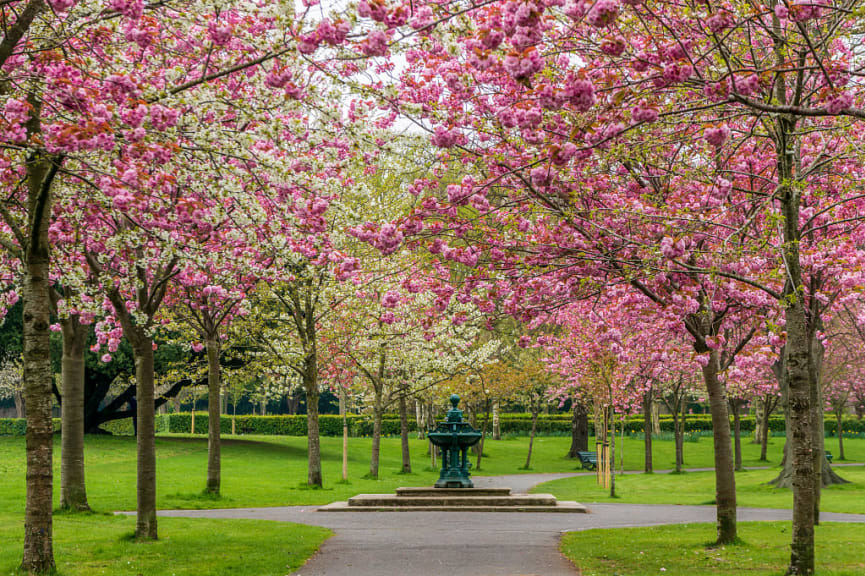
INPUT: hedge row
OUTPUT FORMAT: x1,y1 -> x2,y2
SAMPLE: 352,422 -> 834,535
2,413 -> 864,437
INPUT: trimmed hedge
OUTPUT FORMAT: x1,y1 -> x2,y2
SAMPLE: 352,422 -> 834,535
2,413 -> 864,437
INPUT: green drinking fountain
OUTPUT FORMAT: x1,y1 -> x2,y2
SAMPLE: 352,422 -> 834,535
428,394 -> 482,488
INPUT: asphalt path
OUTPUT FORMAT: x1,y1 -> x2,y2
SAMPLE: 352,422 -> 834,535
147,468 -> 865,576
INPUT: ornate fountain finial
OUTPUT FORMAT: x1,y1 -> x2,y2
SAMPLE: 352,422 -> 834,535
449,394 -> 460,409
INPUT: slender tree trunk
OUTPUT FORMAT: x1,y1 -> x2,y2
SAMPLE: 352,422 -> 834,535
643,392 -> 653,473
398,391 -> 411,474
14,390 -> 25,418
340,389 -> 348,482
133,339 -> 157,540
305,354 -> 322,487
652,401 -> 660,435
761,404 -> 771,462
672,399 -> 683,473
608,405 -> 616,498
60,317 -> 90,511
21,243 -> 56,573
524,398 -> 538,469
369,385 -> 383,479
567,401 -> 589,457
810,330 -> 825,526
492,401 -> 501,440
731,401 -> 743,472
415,399 -> 425,440
702,348 -> 737,544
786,298 -> 815,573
205,338 -> 221,494
836,409 -> 844,461
476,399 -> 490,471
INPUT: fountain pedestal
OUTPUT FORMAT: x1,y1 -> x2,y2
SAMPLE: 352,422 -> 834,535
428,394 -> 482,488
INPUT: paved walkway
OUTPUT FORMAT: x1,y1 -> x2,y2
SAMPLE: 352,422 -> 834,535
150,468 -> 865,576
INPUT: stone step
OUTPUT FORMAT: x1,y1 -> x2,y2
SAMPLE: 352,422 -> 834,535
318,500 -> 588,513
347,494 -> 558,508
395,487 -> 512,497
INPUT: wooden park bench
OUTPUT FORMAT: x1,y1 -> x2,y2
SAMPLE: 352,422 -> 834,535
576,451 -> 598,471
826,451 -> 833,463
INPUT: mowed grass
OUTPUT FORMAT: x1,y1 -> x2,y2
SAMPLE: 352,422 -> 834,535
1,513 -> 330,576
2,432 -> 864,575
1,433 -> 864,513
560,522 -> 865,575
534,466 -> 865,514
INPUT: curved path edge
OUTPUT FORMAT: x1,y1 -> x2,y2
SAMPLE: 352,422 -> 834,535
139,467 -> 865,576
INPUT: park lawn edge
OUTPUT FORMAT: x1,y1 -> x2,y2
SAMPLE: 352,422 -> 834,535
1,512 -> 332,576
559,521 -> 865,576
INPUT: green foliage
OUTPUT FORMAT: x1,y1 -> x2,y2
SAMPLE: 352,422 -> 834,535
155,413 -> 419,436
560,522 -> 865,576
5,413 -> 865,437
0,301 -> 22,364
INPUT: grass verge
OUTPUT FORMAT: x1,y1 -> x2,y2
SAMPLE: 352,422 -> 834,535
560,521 -> 865,575
534,466 -> 865,514
0,512 -> 330,576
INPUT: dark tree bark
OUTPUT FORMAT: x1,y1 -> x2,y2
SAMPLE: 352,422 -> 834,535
21,204 -> 56,574
131,339 -> 157,540
398,390 -> 411,474
476,398 -> 490,471
524,394 -> 539,469
701,348 -> 737,544
642,390 -> 653,473
205,338 -> 221,494
369,386 -> 383,478
60,316 -> 90,511
835,408 -> 845,461
304,352 -> 322,487
729,398 -> 745,472
92,250 -> 176,541
567,400 -> 589,458
19,102 -> 60,572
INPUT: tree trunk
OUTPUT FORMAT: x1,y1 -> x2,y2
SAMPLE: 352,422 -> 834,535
643,392 -> 653,473
340,389 -> 348,482
672,400 -> 683,473
492,401 -> 501,440
702,348 -> 737,544
415,399 -> 425,440
133,338 -> 157,540
836,409 -> 844,461
369,385 -> 383,479
305,353 -> 322,487
731,400 -> 743,472
205,338 -> 221,495
476,399 -> 490,471
786,300 -> 816,573
398,391 -> 411,474
60,317 -> 90,511
608,405 -> 616,498
14,390 -> 25,418
567,401 -> 589,458
524,399 -> 538,469
21,241 -> 56,573
809,330 -> 825,526
761,404 -> 771,462
754,396 -> 764,444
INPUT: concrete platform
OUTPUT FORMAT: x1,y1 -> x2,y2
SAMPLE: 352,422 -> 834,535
318,499 -> 588,512
317,486 -> 588,513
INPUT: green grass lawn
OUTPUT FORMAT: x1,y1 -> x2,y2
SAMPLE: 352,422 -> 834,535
534,466 -> 865,514
1,513 -> 330,576
561,522 -> 865,575
1,432 -> 864,575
